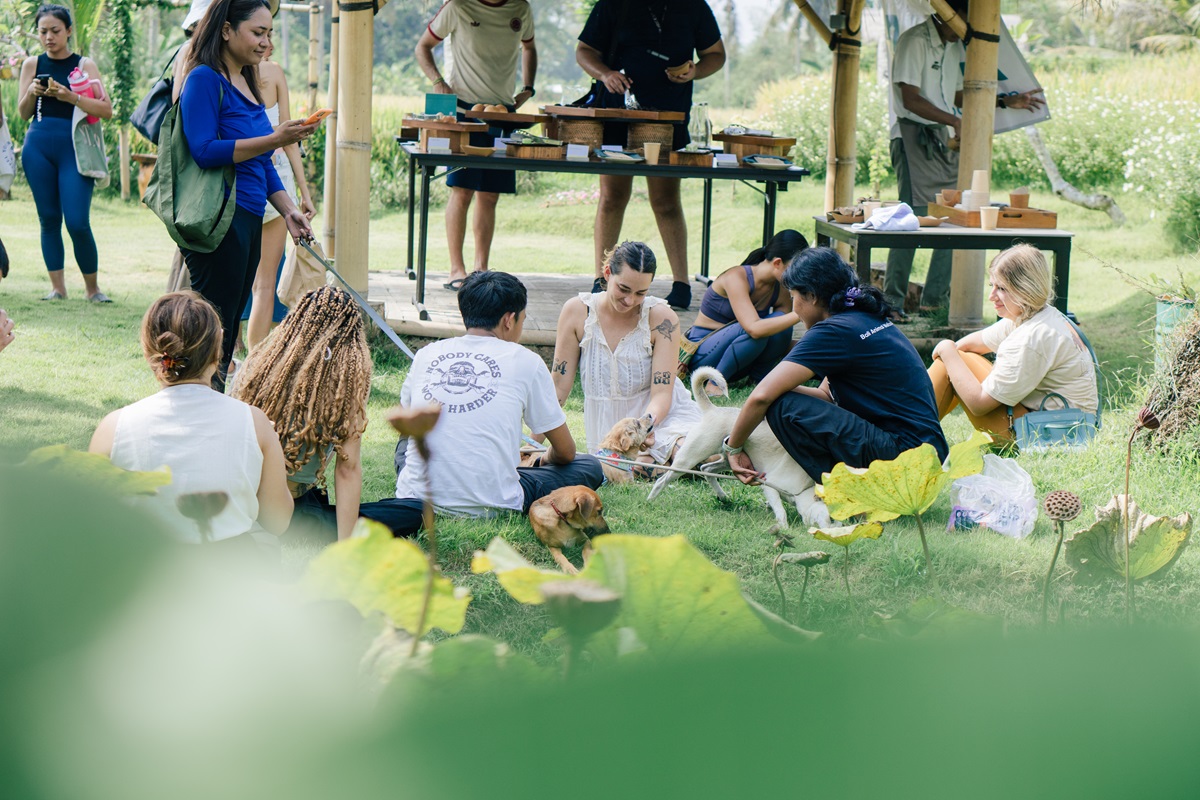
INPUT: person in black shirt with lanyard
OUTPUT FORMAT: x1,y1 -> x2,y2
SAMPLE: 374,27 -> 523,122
577,0 -> 725,311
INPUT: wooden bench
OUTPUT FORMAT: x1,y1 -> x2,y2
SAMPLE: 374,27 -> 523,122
131,153 -> 157,199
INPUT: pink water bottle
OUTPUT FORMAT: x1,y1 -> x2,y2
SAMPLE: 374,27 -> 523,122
67,66 -> 100,124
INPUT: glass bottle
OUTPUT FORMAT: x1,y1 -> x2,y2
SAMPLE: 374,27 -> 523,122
689,102 -> 711,149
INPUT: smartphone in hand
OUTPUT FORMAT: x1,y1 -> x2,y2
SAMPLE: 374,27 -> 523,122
36,74 -> 51,87
303,108 -> 332,125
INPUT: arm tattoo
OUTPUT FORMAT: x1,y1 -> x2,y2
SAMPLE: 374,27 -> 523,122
653,370 -> 673,386
653,319 -> 678,340
552,360 -> 568,375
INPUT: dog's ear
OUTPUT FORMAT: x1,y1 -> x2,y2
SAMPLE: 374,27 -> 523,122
616,426 -> 636,453
574,490 -> 599,523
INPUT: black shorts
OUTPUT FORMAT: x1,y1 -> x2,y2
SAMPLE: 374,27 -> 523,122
447,106 -> 516,194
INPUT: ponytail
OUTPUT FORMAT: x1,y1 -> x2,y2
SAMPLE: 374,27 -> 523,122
741,229 -> 809,267
783,247 -> 893,319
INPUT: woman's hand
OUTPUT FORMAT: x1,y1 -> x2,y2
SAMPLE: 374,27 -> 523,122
272,118 -> 318,149
932,339 -> 957,361
730,451 -> 764,485
299,193 -> 317,220
600,69 -> 631,94
283,208 -> 314,244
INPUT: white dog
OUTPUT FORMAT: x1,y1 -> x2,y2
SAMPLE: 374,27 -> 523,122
647,367 -> 832,529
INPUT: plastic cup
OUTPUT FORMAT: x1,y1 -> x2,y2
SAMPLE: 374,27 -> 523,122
1009,191 -> 1030,208
862,201 -> 882,218
643,141 -> 661,164
979,205 -> 1000,230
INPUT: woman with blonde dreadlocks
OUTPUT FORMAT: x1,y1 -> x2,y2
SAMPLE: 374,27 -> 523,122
233,285 -> 372,541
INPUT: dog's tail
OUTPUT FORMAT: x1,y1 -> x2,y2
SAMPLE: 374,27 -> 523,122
690,366 -> 729,413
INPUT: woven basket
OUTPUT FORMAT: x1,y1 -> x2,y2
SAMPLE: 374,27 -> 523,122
555,118 -> 604,150
626,121 -> 674,151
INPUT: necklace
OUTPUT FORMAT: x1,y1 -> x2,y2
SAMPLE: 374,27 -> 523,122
648,2 -> 668,37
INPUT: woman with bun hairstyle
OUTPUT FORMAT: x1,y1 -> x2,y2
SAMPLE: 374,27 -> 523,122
684,229 -> 808,386
723,247 -> 948,486
17,4 -> 112,301
177,0 -> 317,390
233,286 -> 372,542
89,291 -> 293,544
928,244 -> 1097,439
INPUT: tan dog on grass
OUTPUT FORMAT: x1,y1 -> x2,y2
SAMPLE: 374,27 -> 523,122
594,414 -> 656,484
528,486 -> 610,574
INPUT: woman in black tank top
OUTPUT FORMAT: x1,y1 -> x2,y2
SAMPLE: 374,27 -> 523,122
17,4 -> 112,301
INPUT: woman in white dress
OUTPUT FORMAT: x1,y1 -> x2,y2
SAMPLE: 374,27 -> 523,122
551,241 -> 701,473
246,36 -> 315,349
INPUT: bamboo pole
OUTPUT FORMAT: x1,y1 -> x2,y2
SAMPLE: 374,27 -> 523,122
119,127 -> 131,201
948,0 -> 1001,329
790,0 -> 833,47
927,0 -> 968,40
333,0 -> 374,293
824,0 -> 865,218
307,0 -> 320,113
322,0 -> 340,258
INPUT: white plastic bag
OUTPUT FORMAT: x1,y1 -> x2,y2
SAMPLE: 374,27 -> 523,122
948,454 -> 1037,539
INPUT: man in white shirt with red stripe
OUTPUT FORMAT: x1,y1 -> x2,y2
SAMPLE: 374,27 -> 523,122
415,0 -> 538,291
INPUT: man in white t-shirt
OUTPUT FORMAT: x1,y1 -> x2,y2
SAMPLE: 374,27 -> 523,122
360,272 -> 603,536
414,0 -> 537,290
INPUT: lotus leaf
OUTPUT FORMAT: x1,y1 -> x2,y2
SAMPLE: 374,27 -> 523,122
305,520 -> 471,636
475,534 -> 803,658
817,431 -> 991,522
810,522 -> 884,547
1064,495 -> 1193,582
25,444 -> 171,496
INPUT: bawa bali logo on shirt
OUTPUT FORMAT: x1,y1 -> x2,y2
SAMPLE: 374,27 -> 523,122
421,351 -> 501,413
510,17 -> 522,32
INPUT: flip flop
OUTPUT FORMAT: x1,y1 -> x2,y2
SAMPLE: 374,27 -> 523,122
443,278 -> 467,292
87,292 -> 113,304
887,309 -> 911,324
40,290 -> 65,301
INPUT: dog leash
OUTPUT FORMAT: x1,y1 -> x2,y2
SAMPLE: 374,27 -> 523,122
300,239 -> 417,361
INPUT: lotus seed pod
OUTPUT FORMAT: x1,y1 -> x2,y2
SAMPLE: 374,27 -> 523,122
778,551 -> 832,567
1137,407 -> 1161,431
1043,490 -> 1082,522
176,491 -> 229,522
386,404 -> 442,439
539,580 -> 621,640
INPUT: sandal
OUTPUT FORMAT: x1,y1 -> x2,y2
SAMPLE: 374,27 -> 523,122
87,292 -> 113,304
887,309 -> 911,324
40,290 -> 65,301
443,277 -> 467,292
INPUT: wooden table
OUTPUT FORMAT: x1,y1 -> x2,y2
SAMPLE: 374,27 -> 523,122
813,217 -> 1076,315
398,139 -> 810,320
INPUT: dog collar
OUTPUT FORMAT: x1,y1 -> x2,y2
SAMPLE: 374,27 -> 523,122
549,499 -> 592,540
595,448 -> 632,472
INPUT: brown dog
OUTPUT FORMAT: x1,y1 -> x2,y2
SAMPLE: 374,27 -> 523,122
594,414 -> 655,485
528,486 -> 610,574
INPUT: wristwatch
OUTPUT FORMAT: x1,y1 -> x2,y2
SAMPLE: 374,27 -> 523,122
721,436 -> 744,456
522,85 -> 536,97
996,95 -> 1007,109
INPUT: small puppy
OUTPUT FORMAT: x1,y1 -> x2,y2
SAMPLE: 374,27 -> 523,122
528,486 -> 610,574
647,367 -> 832,529
594,414 -> 655,485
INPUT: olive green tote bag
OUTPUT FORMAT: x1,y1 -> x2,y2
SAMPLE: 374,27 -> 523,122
143,89 -> 237,254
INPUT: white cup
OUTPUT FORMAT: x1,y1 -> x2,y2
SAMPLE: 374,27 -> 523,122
643,141 -> 661,164
979,205 -> 1000,230
862,201 -> 882,218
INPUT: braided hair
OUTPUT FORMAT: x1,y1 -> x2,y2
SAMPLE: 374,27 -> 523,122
232,286 -> 372,484
782,247 -> 892,318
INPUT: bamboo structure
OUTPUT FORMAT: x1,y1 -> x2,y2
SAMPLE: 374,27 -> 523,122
824,0 -> 865,215
948,0 -> 1001,328
119,127 -> 131,201
322,0 -> 340,258
333,0 -> 379,291
307,0 -> 321,113
790,0 -> 832,46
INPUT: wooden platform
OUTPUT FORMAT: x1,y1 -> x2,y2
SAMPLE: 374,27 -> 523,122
370,270 -> 953,351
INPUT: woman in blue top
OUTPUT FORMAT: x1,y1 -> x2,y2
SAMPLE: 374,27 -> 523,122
178,0 -> 316,390
684,229 -> 808,387
722,247 -> 948,486
17,5 -> 112,302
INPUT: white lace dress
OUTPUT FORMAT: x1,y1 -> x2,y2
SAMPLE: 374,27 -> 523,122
262,103 -> 298,222
577,292 -> 702,464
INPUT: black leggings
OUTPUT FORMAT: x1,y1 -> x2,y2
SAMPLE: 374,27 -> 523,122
181,205 -> 262,391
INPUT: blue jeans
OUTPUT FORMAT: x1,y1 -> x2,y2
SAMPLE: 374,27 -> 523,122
359,454 -> 605,537
688,312 -> 794,383
21,118 -> 98,275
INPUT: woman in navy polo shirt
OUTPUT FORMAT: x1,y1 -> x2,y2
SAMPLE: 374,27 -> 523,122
722,248 -> 948,486
576,0 -> 726,311
179,0 -> 315,390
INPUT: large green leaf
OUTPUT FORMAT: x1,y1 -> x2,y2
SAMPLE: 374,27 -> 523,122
1064,495 -> 1193,582
810,522 -> 884,548
24,444 -> 171,496
474,535 -> 807,659
304,521 -> 471,636
817,431 -> 991,522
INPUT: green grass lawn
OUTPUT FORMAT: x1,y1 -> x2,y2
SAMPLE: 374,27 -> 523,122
1,177 -> 1197,660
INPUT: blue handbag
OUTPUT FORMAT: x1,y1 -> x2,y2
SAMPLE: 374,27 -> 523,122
1008,320 -> 1102,452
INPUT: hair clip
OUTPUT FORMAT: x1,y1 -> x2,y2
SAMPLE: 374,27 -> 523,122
844,286 -> 863,307
324,346 -> 333,361
159,353 -> 190,374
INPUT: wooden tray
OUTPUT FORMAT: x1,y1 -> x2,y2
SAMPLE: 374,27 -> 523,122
541,104 -> 685,122
402,117 -> 488,133
461,110 -> 550,127
712,132 -> 797,163
503,142 -> 564,160
927,203 -> 1058,229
